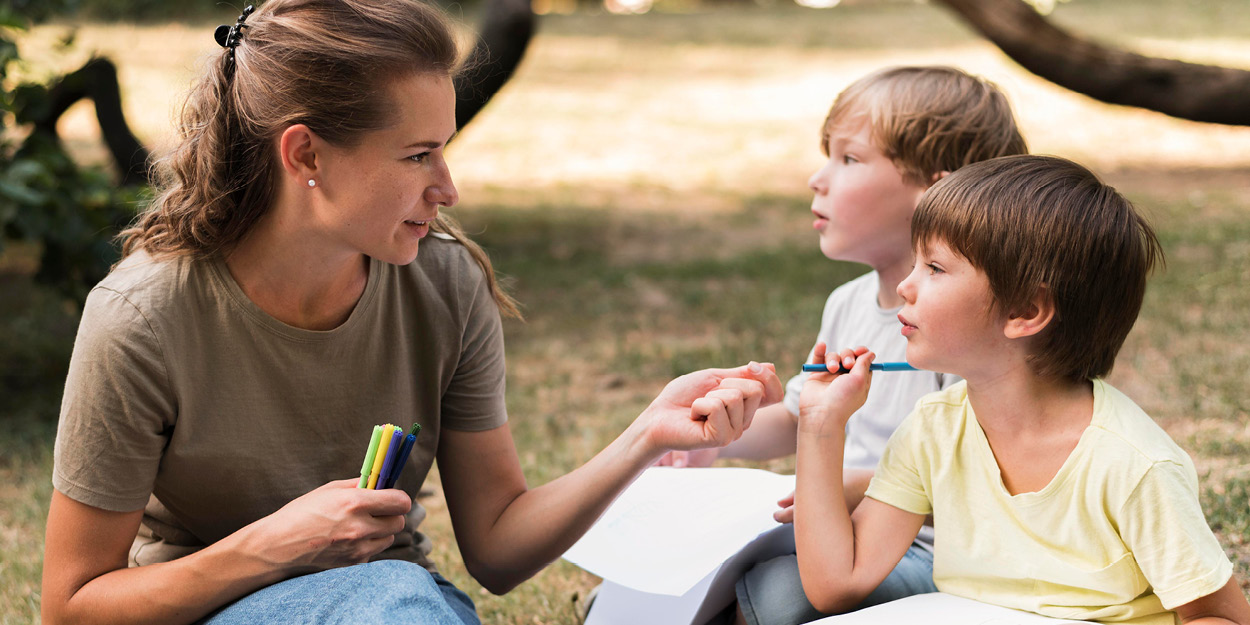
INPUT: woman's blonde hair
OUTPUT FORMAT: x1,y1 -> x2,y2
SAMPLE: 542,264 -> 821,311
119,0 -> 520,318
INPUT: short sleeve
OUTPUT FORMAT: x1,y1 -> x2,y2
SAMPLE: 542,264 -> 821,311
439,267 -> 508,432
863,411 -> 932,515
53,287 -> 177,511
1117,461 -> 1233,609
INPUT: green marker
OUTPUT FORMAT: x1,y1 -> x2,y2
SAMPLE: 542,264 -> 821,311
357,425 -> 384,488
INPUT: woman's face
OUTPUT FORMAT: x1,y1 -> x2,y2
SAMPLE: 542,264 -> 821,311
313,72 -> 459,266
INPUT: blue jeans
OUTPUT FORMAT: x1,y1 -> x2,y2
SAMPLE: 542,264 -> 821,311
735,543 -> 937,625
200,560 -> 479,625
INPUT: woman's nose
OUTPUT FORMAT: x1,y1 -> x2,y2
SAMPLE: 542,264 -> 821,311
426,164 -> 459,208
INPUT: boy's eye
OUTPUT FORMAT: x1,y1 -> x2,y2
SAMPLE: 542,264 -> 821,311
927,263 -> 943,274
842,154 -> 858,165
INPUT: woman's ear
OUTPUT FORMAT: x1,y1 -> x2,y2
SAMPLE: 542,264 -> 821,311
278,124 -> 319,182
1004,285 -> 1056,340
928,170 -> 951,187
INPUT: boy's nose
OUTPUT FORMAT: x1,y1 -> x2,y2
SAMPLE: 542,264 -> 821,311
897,268 -> 917,302
808,161 -> 832,194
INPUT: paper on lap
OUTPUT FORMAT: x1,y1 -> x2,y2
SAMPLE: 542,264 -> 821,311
563,467 -> 796,596
563,467 -> 797,625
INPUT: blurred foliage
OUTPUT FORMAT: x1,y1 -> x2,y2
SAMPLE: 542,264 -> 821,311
0,8 -> 143,302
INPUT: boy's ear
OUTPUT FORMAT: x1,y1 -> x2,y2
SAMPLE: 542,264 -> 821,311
928,170 -> 951,187
1003,285 -> 1056,340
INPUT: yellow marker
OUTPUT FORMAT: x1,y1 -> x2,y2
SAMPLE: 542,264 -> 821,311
367,424 -> 395,489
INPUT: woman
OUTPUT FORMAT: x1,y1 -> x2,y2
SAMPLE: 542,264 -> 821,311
40,1 -> 782,623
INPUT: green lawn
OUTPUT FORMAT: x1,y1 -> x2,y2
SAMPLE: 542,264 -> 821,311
4,0 -> 1250,622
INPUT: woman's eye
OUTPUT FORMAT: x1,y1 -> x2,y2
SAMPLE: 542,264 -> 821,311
408,152 -> 429,164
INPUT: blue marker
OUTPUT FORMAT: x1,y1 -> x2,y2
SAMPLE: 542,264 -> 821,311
384,423 -> 421,490
802,362 -> 918,373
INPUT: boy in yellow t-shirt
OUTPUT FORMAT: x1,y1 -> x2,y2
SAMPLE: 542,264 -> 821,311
791,155 -> 1250,624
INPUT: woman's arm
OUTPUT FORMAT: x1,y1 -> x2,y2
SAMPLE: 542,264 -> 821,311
792,345 -> 924,613
437,363 -> 783,593
42,481 -> 412,625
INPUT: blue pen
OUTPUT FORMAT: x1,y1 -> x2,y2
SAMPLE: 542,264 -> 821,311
802,362 -> 918,373
374,428 -> 405,490
385,424 -> 421,489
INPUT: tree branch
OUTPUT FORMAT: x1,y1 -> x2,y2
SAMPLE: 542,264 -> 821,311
934,0 -> 1250,126
454,0 -> 536,130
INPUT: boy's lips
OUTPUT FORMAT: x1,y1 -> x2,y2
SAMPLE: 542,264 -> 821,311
812,209 -> 829,231
898,313 -> 917,337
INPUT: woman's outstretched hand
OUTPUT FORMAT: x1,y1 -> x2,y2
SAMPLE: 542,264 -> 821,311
632,362 -> 783,458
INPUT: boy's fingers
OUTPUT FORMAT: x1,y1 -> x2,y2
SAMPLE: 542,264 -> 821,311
773,505 -> 795,524
812,342 -> 828,364
716,378 -> 765,416
851,351 -> 876,376
706,388 -> 746,437
691,396 -> 732,446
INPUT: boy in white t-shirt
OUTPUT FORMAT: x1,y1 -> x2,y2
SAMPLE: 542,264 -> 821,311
795,155 -> 1249,625
659,66 -> 1027,625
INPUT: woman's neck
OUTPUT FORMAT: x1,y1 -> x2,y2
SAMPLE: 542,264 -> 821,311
224,206 -> 369,331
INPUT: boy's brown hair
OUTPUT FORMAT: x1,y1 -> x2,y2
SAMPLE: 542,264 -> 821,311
912,155 -> 1165,382
823,66 -> 1027,185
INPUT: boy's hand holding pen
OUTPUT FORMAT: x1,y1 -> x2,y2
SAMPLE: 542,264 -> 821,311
358,423 -> 421,489
797,344 -> 877,433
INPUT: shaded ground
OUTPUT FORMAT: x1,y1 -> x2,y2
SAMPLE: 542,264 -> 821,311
3,1 -> 1249,622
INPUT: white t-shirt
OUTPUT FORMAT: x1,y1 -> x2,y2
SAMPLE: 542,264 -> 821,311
783,271 -> 957,548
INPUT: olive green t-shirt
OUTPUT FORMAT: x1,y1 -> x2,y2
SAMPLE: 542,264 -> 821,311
53,235 -> 508,571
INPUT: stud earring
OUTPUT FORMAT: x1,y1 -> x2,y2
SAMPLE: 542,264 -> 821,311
307,179 -> 316,188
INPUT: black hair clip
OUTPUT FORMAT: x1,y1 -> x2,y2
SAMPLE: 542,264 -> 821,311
214,5 -> 255,74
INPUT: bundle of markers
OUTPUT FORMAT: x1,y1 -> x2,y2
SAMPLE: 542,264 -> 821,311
357,423 -> 421,489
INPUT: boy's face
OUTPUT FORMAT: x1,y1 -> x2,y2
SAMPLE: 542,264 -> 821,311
897,239 -> 1009,378
808,119 -> 928,268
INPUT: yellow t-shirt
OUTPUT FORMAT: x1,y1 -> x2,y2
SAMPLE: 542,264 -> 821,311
865,380 -> 1232,625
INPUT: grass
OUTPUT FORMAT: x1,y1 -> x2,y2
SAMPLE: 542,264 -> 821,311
3,0 -> 1250,622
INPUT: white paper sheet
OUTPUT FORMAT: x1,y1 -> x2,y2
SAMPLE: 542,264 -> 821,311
582,523 -> 795,625
563,467 -> 796,596
562,467 -> 798,624
809,593 -> 1095,625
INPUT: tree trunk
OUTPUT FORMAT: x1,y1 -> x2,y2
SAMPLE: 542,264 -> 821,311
934,0 -> 1250,126
37,57 -> 151,186
454,0 -> 536,130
